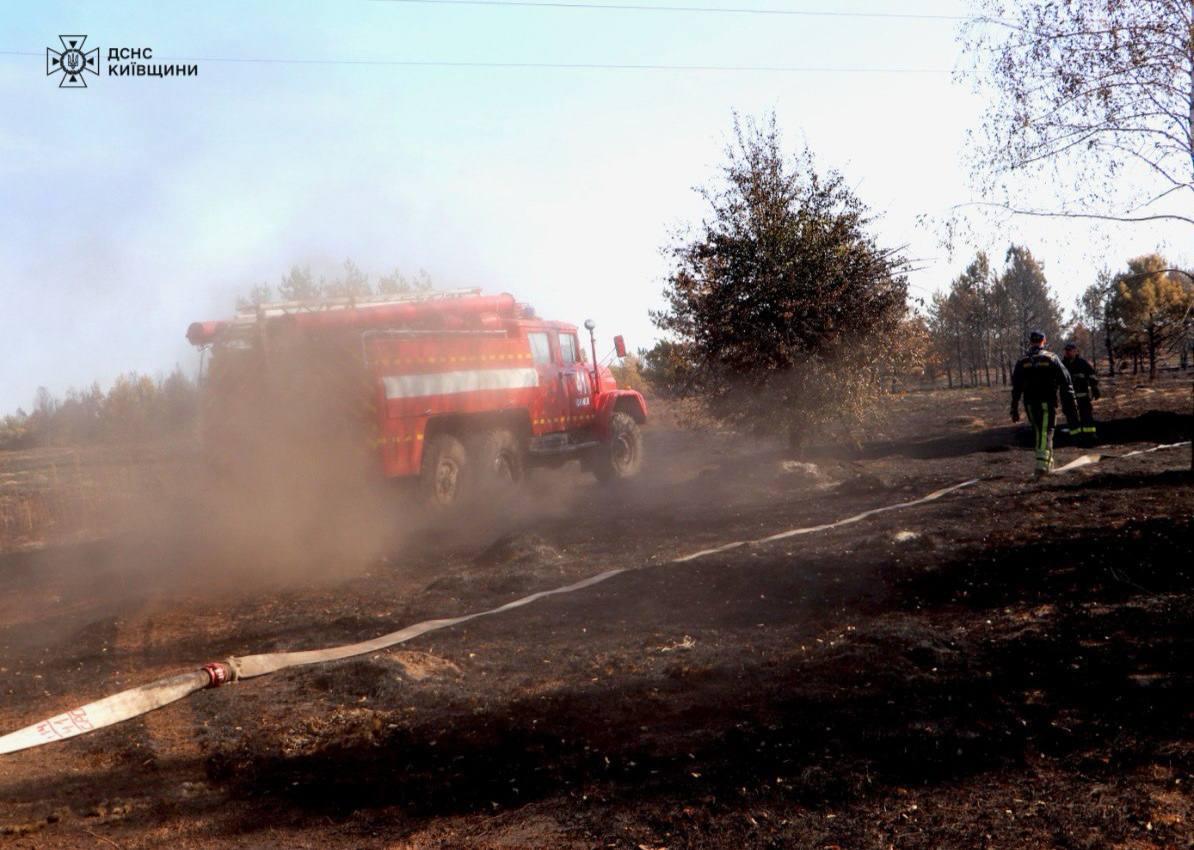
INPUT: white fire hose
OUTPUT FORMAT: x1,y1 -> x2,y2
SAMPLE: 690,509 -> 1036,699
0,569 -> 622,756
1,442 -> 1187,757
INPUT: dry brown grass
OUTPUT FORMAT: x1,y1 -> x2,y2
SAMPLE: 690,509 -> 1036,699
0,440 -> 197,553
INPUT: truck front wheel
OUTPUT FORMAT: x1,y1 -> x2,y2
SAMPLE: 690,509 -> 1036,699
419,434 -> 469,508
592,411 -> 643,483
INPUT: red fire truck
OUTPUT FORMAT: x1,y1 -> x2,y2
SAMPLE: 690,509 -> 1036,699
186,289 -> 647,507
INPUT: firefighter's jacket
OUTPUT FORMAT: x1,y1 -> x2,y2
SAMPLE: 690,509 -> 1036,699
1011,345 -> 1077,413
1062,355 -> 1100,399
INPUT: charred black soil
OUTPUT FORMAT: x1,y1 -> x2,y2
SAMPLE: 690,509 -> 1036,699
1,378 -> 1191,849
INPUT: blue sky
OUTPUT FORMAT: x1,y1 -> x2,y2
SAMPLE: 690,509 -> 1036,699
1,1 -> 1189,412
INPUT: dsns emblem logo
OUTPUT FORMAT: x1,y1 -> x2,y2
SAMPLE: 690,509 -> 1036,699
46,35 -> 99,88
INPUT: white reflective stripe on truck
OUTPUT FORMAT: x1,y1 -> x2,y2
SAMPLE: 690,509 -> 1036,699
382,368 -> 540,399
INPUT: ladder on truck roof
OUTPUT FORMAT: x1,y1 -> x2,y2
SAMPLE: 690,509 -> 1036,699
235,287 -> 483,321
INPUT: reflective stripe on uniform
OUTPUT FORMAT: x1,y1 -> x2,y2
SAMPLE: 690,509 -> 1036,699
1035,402 -> 1051,471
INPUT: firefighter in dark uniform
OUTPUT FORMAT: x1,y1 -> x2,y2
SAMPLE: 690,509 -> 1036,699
1011,331 -> 1078,477
1062,342 -> 1100,443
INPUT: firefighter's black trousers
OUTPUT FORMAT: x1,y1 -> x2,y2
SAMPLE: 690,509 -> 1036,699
1024,400 -> 1056,473
1074,395 -> 1096,438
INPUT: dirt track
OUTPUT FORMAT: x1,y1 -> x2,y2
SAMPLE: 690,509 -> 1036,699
1,377 -> 1191,849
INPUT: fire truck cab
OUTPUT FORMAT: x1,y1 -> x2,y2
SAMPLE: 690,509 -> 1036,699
187,289 -> 647,507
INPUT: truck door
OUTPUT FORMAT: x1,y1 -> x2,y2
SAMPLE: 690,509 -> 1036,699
528,330 -> 568,432
556,331 -> 593,422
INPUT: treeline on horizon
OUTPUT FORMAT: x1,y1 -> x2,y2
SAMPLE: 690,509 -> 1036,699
0,369 -> 198,451
0,260 -> 433,452
635,247 -> 1194,398
922,249 -> 1193,388
4,250 -> 1192,453
237,259 -> 434,309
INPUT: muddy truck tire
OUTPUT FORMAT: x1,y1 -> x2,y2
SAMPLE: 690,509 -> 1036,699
467,427 -> 526,494
419,433 -> 469,508
592,411 -> 643,483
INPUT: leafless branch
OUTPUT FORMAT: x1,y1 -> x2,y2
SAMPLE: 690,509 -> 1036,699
956,201 -> 1194,227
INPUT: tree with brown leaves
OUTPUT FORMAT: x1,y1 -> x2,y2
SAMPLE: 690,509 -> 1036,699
652,114 -> 910,450
1109,254 -> 1194,379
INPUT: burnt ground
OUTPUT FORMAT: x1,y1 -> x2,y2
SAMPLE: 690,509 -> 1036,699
0,376 -> 1191,849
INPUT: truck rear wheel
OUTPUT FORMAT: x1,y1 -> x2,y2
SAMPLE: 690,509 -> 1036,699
468,428 -> 525,493
592,411 -> 643,483
419,434 -> 469,508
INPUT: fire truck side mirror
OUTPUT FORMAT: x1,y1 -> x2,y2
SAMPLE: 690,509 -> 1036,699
613,335 -> 627,358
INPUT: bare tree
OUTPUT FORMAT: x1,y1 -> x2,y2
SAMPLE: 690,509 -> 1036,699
961,1 -> 1194,227
997,246 -> 1062,352
928,290 -> 966,387
928,254 -> 994,387
1073,277 -> 1113,373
